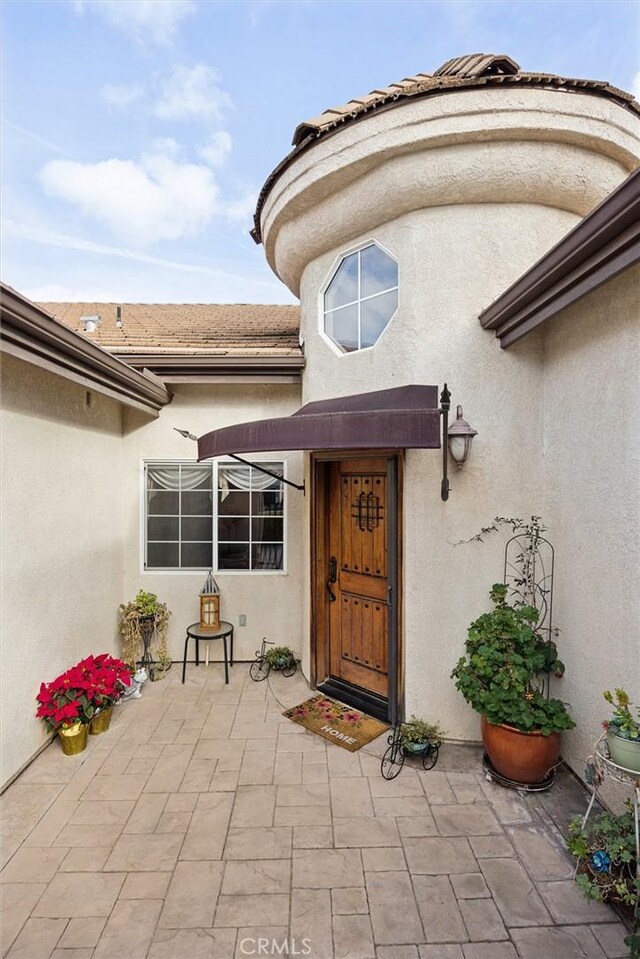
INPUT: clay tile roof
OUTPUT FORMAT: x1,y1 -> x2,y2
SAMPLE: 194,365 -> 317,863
434,53 -> 519,78
36,302 -> 301,357
252,52 -> 639,244
288,52 -> 639,149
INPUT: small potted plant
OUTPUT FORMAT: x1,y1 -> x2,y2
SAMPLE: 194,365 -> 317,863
451,583 -> 575,784
265,645 -> 298,676
36,669 -> 95,755
602,689 -> 640,773
399,715 -> 445,754
81,654 -> 133,735
118,590 -> 171,679
567,800 -> 639,944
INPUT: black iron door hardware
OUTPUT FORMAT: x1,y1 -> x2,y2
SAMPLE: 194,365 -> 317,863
326,555 -> 337,602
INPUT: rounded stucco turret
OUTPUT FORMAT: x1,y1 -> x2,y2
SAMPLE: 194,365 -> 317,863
250,55 -> 640,743
254,53 -> 640,295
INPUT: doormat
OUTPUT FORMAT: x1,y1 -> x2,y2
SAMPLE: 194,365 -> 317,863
282,695 -> 389,752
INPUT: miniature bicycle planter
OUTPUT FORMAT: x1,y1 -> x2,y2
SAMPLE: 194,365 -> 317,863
380,723 -> 441,780
249,638 -> 299,682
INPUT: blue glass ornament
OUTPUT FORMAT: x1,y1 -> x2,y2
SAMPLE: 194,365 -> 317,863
590,850 -> 611,873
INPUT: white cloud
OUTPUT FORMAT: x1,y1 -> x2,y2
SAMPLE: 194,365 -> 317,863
154,64 -> 233,125
73,0 -> 195,46
40,145 -> 219,246
224,188 -> 258,224
632,70 -> 640,99
149,136 -> 183,158
199,131 -> 233,168
101,82 -> 144,109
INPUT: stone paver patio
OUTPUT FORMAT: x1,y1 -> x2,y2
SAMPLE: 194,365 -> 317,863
0,664 -> 630,958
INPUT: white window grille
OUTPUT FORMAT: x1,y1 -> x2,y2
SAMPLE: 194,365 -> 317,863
144,461 -> 285,572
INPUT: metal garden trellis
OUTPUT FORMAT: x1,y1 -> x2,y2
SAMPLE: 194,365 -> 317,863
502,522 -> 555,703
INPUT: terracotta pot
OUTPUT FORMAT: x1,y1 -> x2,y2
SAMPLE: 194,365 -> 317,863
481,716 -> 561,784
89,705 -> 113,735
58,722 -> 89,756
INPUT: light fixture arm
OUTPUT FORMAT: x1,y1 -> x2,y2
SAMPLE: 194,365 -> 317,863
439,384 -> 451,501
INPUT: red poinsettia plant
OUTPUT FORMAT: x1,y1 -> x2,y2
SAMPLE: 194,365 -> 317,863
77,654 -> 133,711
36,654 -> 133,731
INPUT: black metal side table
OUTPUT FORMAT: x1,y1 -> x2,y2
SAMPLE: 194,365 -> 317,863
182,621 -> 234,685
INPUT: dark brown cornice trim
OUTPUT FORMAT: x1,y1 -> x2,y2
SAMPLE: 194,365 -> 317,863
116,353 -> 305,381
1,284 -> 171,414
479,168 -> 640,348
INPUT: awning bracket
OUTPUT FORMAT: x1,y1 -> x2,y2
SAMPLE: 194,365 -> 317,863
173,428 -> 305,493
229,453 -> 305,493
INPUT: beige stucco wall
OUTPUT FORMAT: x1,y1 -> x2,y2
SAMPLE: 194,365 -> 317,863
122,384 -> 304,667
298,204 -> 572,740
542,265 -> 640,802
1,370 -> 305,786
0,355 -> 125,787
261,84 -> 640,756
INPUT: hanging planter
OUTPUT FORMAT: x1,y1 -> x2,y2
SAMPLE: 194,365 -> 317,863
58,722 -> 89,755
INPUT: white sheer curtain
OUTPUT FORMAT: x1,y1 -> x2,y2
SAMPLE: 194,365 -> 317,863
147,466 -> 211,491
218,464 -> 283,502
147,464 -> 282,495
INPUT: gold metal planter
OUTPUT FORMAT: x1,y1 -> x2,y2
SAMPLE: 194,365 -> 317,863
58,722 -> 89,755
89,705 -> 113,735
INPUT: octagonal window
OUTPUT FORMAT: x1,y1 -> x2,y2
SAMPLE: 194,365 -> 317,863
323,243 -> 398,353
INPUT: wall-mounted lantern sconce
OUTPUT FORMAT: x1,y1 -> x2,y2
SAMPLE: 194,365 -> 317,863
448,406 -> 477,469
440,387 -> 478,501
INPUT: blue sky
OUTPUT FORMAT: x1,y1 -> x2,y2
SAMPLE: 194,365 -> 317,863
2,0 -> 639,304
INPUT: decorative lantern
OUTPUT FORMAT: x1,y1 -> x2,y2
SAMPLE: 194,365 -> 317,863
199,571 -> 220,631
447,405 -> 478,469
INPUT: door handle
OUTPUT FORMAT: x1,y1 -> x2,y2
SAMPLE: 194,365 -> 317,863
327,555 -> 337,602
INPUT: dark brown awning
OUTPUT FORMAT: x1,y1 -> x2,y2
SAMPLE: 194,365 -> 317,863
197,385 -> 441,461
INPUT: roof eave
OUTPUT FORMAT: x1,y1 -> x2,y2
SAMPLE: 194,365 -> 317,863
479,168 -> 640,347
0,284 -> 172,415
114,352 -> 305,382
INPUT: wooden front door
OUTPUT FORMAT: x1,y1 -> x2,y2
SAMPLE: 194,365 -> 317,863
313,455 -> 399,720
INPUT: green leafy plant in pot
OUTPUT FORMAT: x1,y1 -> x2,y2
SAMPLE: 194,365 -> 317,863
567,800 -> 639,951
118,590 -> 171,679
264,645 -> 297,670
451,584 -> 575,784
399,715 -> 445,754
603,688 -> 640,773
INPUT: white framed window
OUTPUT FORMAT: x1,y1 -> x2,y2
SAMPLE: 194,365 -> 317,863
144,460 -> 285,572
321,241 -> 398,354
